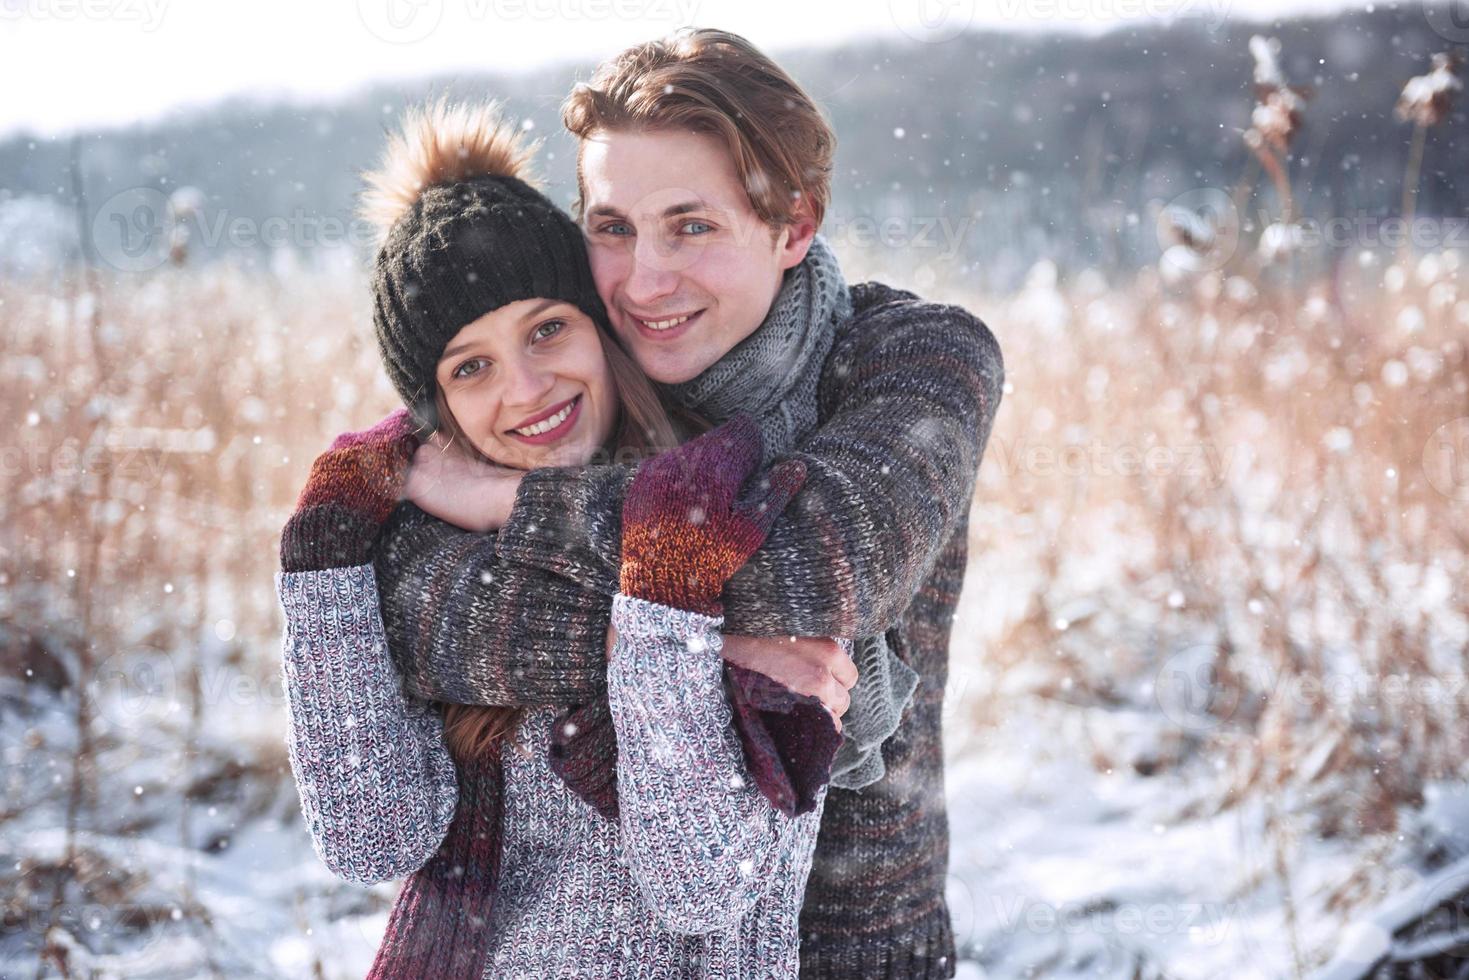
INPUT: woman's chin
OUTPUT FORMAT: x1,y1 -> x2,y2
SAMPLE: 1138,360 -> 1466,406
500,439 -> 594,470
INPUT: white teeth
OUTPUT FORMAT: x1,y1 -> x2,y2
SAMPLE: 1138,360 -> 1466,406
515,399 -> 575,436
640,313 -> 692,331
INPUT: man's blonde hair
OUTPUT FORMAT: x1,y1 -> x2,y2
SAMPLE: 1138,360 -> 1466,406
561,28 -> 835,230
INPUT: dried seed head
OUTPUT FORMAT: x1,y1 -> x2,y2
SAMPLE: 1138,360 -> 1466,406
1244,35 -> 1310,155
1396,52 -> 1463,129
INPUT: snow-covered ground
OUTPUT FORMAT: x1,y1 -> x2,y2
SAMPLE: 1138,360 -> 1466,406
942,700 -> 1469,979
6,592 -> 1467,980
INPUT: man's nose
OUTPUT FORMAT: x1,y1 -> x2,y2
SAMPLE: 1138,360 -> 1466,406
624,235 -> 681,307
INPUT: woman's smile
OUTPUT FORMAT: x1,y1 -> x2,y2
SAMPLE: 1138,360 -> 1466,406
506,393 -> 583,445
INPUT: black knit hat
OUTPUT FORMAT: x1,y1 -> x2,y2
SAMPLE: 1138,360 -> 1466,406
362,100 -> 608,421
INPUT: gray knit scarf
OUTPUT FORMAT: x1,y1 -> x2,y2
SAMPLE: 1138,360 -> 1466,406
665,234 -> 918,790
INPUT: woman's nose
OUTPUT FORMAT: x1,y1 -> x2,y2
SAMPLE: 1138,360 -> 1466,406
502,356 -> 555,410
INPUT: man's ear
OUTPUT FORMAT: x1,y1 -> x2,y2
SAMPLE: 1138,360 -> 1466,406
775,210 -> 818,272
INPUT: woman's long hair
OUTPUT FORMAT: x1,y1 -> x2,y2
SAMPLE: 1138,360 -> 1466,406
430,320 -> 706,764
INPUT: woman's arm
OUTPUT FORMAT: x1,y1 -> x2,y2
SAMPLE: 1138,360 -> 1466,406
605,593 -> 829,935
598,414 -> 834,933
277,564 -> 458,885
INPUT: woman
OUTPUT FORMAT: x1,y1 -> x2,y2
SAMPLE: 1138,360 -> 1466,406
275,99 -> 851,978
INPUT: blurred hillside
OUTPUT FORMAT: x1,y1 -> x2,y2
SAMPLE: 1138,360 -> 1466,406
2,3 -> 1467,289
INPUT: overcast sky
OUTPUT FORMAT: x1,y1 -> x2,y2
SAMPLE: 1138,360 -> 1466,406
1,0 -> 1369,137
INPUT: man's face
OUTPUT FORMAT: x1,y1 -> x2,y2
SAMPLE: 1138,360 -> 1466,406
579,128 -> 814,385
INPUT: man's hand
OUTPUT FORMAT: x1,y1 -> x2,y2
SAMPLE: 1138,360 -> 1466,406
403,432 -> 523,532
603,629 -> 857,733
721,635 -> 857,732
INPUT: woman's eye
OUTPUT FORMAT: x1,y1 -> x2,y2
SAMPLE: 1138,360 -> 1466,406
680,220 -> 713,235
453,358 -> 487,380
534,319 -> 566,341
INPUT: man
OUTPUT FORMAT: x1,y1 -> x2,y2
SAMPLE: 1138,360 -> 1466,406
378,28 -> 1004,978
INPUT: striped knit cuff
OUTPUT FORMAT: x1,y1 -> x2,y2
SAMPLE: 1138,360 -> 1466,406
608,593 -> 725,664
830,633 -> 919,791
278,564 -> 387,644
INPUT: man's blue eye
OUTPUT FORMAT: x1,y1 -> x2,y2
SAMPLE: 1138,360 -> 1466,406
681,221 -> 712,234
602,223 -> 632,236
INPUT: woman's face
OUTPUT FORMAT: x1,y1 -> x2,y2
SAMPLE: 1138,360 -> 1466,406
434,298 -> 617,470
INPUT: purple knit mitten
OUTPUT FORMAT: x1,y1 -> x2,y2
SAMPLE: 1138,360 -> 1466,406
619,414 -> 806,617
280,409 -> 421,573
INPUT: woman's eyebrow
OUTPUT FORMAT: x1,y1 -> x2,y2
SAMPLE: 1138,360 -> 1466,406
516,299 -> 562,323
440,339 -> 474,362
439,300 -> 566,364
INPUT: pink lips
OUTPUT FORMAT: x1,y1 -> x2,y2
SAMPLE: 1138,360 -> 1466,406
508,394 -> 582,446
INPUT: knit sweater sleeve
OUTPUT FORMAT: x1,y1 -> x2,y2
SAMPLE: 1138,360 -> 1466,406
604,593 -> 827,935
379,284 -> 1004,724
495,282 -> 1005,637
276,565 -> 458,885
373,501 -> 612,708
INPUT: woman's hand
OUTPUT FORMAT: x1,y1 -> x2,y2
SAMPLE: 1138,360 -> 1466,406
722,635 -> 857,733
403,432 -> 524,533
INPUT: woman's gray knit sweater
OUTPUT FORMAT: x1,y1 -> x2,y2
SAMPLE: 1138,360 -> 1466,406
278,564 -> 830,978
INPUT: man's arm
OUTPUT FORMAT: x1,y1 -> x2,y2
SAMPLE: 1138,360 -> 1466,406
495,281 -> 1005,636
372,500 -> 612,706
380,282 -> 1004,701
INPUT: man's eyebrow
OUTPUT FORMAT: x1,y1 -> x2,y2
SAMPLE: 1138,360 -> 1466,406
585,201 -> 713,220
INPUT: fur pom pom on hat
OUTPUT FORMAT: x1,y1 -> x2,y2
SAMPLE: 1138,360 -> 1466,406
360,98 -> 607,417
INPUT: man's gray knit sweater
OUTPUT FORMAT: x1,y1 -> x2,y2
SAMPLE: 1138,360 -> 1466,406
278,565 -> 830,978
